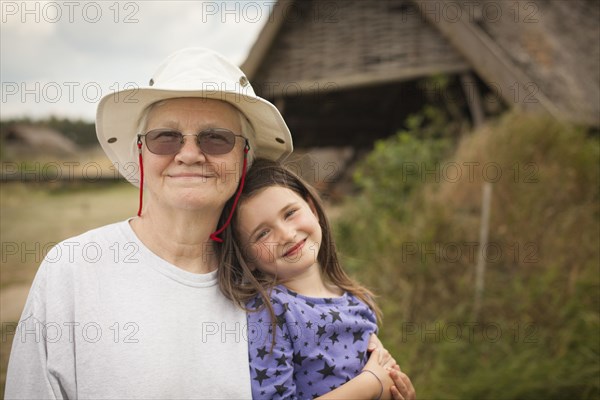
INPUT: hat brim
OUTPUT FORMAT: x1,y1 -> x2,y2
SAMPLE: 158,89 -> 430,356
96,88 -> 293,187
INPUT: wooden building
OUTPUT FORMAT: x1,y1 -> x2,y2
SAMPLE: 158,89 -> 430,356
242,0 -> 599,151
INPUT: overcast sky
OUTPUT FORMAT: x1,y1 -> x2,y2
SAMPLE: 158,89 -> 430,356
1,1 -> 273,121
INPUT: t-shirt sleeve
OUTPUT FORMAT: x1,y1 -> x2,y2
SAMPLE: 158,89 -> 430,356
247,298 -> 297,400
4,261 -> 65,399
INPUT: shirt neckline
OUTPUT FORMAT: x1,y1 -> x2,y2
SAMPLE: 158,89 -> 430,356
120,218 -> 218,288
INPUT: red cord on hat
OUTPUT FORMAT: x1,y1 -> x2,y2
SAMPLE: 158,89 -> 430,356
137,138 -> 144,217
209,142 -> 249,243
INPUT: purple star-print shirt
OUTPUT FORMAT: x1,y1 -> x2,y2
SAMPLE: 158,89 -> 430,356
247,285 -> 378,399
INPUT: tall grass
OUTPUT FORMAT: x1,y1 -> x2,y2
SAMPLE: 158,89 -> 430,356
335,112 -> 600,399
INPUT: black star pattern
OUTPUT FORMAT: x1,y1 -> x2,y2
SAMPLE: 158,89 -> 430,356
317,353 -> 324,360
256,346 -> 269,360
306,321 -> 313,329
317,361 -> 336,379
356,350 -> 366,363
305,300 -> 315,308
320,313 -> 327,320
348,298 -> 359,307
292,350 -> 307,365
330,384 -> 337,390
275,354 -> 288,367
325,298 -> 333,304
352,328 -> 365,343
274,370 -> 282,377
250,296 -> 264,309
316,324 -> 327,338
253,368 -> 270,386
276,310 -> 287,329
329,309 -> 342,323
275,384 -> 287,396
345,327 -> 352,333
286,288 -> 298,297
329,332 -> 340,345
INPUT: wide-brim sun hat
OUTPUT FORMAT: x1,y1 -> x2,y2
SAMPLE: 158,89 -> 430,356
96,47 -> 293,187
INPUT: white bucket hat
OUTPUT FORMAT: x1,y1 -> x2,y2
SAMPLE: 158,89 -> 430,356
96,47 -> 293,187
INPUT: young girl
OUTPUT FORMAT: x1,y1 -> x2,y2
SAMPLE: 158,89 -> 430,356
218,159 -> 402,399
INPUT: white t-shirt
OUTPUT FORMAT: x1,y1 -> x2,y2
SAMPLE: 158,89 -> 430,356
5,220 -> 252,399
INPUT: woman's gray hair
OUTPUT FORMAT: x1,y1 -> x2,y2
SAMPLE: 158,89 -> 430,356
136,98 -> 256,165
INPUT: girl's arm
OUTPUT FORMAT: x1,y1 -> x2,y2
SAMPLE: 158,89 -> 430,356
247,300 -> 297,399
316,348 -> 397,400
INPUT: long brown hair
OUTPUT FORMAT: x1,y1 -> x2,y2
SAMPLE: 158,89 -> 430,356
216,159 -> 382,332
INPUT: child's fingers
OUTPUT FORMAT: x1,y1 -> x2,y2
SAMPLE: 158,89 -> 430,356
367,333 -> 382,352
391,385 -> 406,400
390,369 -> 416,400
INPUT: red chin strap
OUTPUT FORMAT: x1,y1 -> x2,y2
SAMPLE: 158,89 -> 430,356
137,137 -> 144,217
210,142 -> 249,243
135,138 -> 249,243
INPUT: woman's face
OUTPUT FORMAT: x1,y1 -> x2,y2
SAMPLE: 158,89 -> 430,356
142,98 -> 245,213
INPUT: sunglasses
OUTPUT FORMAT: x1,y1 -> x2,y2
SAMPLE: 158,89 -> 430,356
138,128 -> 247,156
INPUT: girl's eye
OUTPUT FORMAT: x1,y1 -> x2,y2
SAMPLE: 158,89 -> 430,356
255,229 -> 269,241
284,209 -> 297,219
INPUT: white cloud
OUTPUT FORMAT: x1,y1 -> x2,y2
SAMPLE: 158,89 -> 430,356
0,0 -> 273,121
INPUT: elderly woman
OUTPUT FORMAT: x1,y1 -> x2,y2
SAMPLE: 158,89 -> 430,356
5,48 -> 414,400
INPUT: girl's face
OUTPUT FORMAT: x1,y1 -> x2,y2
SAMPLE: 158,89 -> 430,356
236,186 -> 323,281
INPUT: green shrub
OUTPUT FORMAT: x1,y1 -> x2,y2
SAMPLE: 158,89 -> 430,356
336,112 -> 600,399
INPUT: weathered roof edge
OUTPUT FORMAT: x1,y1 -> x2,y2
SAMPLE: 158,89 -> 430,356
241,0 -> 293,80
241,0 -> 595,126
412,0 -> 581,124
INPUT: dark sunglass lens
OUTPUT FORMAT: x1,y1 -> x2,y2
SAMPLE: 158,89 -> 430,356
146,130 -> 182,155
198,129 -> 235,155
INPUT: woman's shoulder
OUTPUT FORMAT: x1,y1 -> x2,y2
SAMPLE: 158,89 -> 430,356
39,219 -> 136,269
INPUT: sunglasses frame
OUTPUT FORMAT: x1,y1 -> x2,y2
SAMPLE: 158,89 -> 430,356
137,128 -> 247,156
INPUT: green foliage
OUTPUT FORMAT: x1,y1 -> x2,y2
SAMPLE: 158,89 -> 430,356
335,111 -> 600,399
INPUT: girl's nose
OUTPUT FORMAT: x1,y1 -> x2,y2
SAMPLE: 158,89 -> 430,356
280,224 -> 296,243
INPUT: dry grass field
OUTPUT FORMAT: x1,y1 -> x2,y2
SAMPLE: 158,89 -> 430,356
0,181 -> 137,394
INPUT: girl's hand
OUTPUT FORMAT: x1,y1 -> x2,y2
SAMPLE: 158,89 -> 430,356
389,365 -> 416,400
362,348 -> 397,400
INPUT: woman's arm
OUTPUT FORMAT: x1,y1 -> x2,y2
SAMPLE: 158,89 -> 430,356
317,334 -> 417,400
316,347 -> 397,400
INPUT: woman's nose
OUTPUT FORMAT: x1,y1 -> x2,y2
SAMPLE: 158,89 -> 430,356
175,135 -> 206,163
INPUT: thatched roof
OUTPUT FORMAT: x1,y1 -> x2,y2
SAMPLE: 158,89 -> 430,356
3,125 -> 78,156
242,0 -> 599,126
